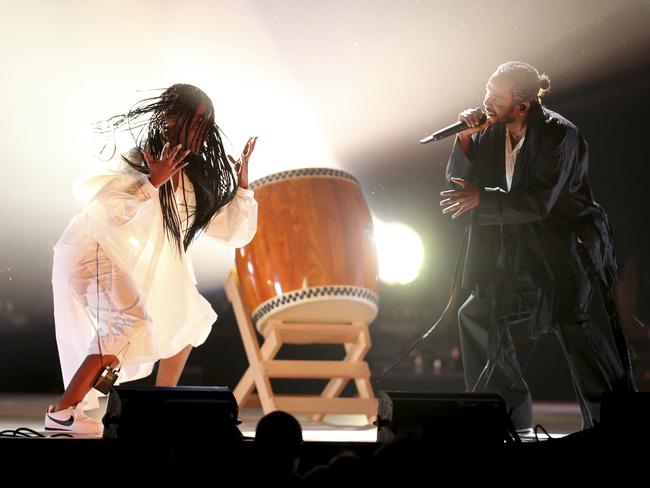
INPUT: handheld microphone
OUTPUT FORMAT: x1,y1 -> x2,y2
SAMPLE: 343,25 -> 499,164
420,112 -> 487,144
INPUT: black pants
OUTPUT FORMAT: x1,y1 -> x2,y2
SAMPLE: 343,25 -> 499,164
458,272 -> 629,430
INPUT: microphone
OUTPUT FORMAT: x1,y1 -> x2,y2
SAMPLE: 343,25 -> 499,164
419,112 -> 487,144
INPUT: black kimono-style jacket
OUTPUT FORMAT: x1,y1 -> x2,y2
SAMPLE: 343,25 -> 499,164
446,104 -> 616,337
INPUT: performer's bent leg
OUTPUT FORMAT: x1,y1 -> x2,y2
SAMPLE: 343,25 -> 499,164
57,354 -> 119,410
57,244 -> 156,410
554,273 -> 628,428
156,344 -> 193,386
458,293 -> 533,430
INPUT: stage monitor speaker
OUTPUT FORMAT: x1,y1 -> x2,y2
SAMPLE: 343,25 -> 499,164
102,386 -> 242,441
377,391 -> 509,445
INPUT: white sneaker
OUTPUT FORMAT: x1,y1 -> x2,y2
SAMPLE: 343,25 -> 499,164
44,405 -> 103,435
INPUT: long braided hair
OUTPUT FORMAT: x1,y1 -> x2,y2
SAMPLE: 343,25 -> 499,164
95,84 -> 239,252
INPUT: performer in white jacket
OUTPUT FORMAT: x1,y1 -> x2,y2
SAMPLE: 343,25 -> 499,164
45,84 -> 258,434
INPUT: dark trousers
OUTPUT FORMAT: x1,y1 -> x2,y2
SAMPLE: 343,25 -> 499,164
458,272 -> 629,430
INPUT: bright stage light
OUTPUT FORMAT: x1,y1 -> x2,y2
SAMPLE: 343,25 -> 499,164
373,219 -> 424,285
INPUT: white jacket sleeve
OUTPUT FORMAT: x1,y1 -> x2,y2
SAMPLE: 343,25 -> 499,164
74,171 -> 159,227
204,187 -> 258,247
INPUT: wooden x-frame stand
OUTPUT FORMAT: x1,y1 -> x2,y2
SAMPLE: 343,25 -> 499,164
225,271 -> 377,423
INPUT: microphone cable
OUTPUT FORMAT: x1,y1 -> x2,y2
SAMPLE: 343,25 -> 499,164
375,222 -> 469,385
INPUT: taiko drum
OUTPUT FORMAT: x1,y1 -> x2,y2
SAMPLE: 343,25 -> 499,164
235,168 -> 379,333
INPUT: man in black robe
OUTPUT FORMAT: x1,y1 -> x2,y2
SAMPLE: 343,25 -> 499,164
439,61 -> 636,431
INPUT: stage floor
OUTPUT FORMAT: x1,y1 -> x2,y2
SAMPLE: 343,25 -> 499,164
0,393 -> 581,441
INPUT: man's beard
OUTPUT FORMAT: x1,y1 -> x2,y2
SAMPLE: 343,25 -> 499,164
501,104 -> 517,124
484,104 -> 516,125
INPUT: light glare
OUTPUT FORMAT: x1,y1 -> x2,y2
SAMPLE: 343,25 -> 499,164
373,219 -> 424,285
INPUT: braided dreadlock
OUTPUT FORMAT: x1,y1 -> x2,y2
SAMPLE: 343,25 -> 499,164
94,84 -> 239,253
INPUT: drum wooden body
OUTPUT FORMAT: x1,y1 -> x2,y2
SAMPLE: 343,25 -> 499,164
235,168 -> 379,333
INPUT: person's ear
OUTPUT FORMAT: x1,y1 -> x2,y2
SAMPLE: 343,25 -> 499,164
519,102 -> 529,112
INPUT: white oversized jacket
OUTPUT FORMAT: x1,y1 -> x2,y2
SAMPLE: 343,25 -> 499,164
52,150 -> 257,409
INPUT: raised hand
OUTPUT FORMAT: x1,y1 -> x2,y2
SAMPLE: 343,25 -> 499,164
458,108 -> 492,137
143,143 -> 191,189
227,136 -> 258,189
440,177 -> 480,219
